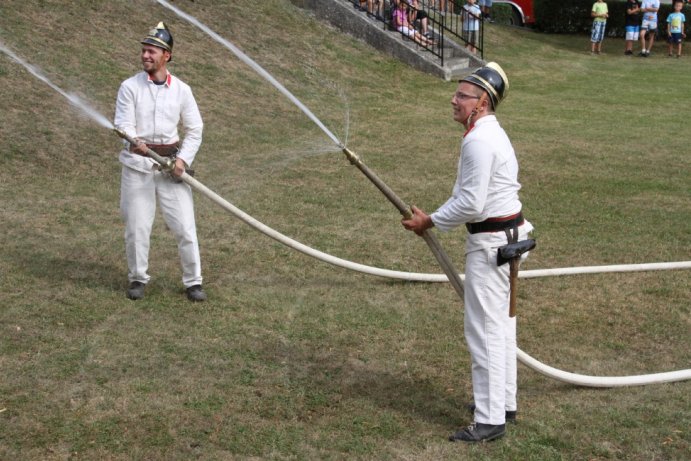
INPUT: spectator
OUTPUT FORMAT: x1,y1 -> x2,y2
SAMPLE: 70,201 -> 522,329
437,0 -> 455,14
393,0 -> 437,46
667,0 -> 686,57
625,0 -> 641,55
590,0 -> 609,54
462,0 -> 482,54
408,0 -> 431,37
639,0 -> 660,57
367,0 -> 384,20
479,0 -> 493,22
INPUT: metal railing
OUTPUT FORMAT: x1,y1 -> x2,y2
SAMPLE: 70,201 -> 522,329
347,0 -> 484,65
434,1 -> 484,58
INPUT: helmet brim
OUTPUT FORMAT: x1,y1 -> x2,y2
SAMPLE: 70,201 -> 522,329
141,38 -> 172,53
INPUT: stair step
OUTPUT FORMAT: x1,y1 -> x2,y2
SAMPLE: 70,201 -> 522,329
301,0 -> 481,81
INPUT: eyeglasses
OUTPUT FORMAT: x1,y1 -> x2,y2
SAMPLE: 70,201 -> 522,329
454,92 -> 480,100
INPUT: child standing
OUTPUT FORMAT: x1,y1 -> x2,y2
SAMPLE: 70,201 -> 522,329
625,0 -> 641,55
639,0 -> 660,57
462,0 -> 482,54
667,0 -> 686,57
591,0 -> 609,54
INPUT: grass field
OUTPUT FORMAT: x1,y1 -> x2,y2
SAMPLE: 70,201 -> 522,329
0,1 -> 689,459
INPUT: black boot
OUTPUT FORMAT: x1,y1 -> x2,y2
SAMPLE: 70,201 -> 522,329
127,281 -> 145,300
186,284 -> 207,302
449,423 -> 506,443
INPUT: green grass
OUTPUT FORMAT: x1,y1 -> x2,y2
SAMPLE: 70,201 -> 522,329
0,1 -> 689,459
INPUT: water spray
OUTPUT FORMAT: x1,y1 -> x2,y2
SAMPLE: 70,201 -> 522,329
153,0 -> 467,298
340,147 -> 466,299
2,28 -> 689,387
0,40 -> 114,130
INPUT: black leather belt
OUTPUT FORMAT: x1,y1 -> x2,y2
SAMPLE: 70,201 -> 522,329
466,212 -> 524,234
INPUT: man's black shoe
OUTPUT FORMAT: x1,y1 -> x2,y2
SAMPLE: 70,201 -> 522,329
127,281 -> 145,300
449,423 -> 505,443
186,284 -> 207,302
467,403 -> 517,423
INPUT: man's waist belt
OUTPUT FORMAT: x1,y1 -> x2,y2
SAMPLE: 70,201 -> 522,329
130,142 -> 180,157
466,212 -> 524,234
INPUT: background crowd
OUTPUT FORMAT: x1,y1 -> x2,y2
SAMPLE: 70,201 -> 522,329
591,0 -> 687,57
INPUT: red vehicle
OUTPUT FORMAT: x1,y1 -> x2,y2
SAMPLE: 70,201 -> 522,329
495,0 -> 535,26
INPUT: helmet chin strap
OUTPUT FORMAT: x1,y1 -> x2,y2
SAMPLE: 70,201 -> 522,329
464,92 -> 488,130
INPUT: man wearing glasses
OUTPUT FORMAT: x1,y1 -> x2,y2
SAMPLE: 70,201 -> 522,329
402,62 -> 533,443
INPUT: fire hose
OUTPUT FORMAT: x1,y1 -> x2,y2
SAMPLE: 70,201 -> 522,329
114,128 -> 691,387
4,19 -> 686,390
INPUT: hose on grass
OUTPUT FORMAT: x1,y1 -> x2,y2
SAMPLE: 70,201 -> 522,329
170,165 -> 691,388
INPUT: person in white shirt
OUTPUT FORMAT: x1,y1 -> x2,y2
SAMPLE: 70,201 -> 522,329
639,0 -> 660,56
402,62 -> 533,443
114,22 -> 207,302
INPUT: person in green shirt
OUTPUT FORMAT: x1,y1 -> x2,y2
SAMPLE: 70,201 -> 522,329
591,0 -> 609,54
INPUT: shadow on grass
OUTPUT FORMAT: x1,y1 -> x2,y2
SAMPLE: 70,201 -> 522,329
253,334 -> 466,430
4,241 -> 123,291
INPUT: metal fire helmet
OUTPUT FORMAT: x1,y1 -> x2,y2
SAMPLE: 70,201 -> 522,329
461,62 -> 509,110
141,21 -> 174,54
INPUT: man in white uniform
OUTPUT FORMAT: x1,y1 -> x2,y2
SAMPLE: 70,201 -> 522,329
114,22 -> 207,302
402,62 -> 533,442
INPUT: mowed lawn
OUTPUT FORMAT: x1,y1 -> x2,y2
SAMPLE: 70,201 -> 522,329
0,1 -> 689,460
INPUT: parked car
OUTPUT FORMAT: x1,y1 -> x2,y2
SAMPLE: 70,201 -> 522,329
495,0 -> 685,27
494,0 -> 535,26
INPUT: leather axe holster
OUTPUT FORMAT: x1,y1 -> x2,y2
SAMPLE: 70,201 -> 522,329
497,229 -> 536,318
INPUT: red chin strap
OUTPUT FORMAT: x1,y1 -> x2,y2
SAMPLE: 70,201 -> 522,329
464,92 -> 488,137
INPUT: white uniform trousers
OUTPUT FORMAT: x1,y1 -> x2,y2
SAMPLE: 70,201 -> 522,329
464,238 -> 529,425
120,166 -> 202,288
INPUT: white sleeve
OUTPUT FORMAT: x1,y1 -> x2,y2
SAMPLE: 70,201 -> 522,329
430,138 -> 493,232
114,81 -> 137,140
176,86 -> 204,166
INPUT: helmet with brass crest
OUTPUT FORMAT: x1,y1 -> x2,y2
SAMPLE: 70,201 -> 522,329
141,22 -> 174,55
460,62 -> 509,111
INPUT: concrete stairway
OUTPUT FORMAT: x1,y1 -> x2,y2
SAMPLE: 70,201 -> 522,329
292,0 -> 483,80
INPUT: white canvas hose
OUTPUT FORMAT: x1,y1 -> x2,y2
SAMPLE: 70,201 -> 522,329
152,0 -> 690,387
197,170 -> 691,281
179,171 -> 691,387
5,13 -> 688,389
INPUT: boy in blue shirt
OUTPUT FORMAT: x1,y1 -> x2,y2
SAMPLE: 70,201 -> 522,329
667,0 -> 686,57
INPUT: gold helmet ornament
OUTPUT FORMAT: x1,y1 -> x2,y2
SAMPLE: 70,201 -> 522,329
141,21 -> 174,54
460,62 -> 509,110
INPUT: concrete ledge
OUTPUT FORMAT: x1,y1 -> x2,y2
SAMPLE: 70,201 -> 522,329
292,0 -> 482,80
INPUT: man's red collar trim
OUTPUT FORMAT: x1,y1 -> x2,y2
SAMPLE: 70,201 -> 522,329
463,122 -> 475,138
147,71 -> 172,86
